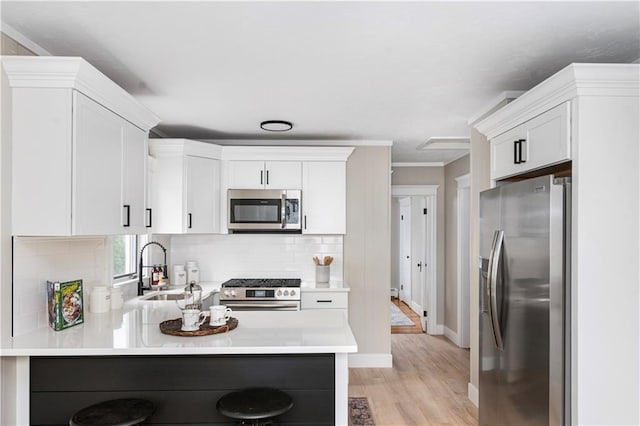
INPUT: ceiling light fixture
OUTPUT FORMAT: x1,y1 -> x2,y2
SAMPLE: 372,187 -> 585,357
260,120 -> 293,132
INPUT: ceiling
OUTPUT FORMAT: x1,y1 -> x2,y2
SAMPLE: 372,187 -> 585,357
2,1 -> 639,164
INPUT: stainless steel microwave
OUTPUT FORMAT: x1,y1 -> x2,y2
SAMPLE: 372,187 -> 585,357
227,189 -> 301,232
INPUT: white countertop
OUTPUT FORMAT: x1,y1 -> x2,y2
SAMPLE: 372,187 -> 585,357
0,300 -> 357,356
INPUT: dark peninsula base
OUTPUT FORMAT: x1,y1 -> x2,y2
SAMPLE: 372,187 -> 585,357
30,354 -> 335,425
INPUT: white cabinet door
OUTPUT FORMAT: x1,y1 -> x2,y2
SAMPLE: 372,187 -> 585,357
228,161 -> 265,189
491,102 -> 570,180
72,92 -> 123,235
265,161 -> 302,189
122,120 -> 148,234
302,162 -> 346,234
186,156 -> 220,233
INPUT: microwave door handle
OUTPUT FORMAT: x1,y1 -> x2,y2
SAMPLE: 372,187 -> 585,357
281,193 -> 287,229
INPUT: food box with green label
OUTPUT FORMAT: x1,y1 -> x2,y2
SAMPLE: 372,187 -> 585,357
47,279 -> 84,331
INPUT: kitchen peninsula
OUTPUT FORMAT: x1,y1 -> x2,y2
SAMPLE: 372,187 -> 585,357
1,303 -> 357,425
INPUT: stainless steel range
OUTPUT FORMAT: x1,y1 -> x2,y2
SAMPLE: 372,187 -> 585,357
219,278 -> 301,311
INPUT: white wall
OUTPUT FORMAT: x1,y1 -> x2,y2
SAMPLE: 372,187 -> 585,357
11,237 -> 109,336
168,234 -> 343,283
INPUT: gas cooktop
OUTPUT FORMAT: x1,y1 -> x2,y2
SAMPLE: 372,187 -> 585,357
221,278 -> 301,288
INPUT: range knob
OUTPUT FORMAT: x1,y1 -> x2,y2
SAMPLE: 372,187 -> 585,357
284,290 -> 289,296
223,290 -> 231,298
230,290 -> 237,298
276,290 -> 282,296
290,290 -> 296,296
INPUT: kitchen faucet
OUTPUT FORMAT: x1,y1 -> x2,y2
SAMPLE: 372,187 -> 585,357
137,241 -> 168,296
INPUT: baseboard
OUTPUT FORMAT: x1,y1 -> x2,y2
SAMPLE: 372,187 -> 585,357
348,353 -> 393,368
428,324 -> 444,335
444,326 -> 462,347
468,382 -> 478,407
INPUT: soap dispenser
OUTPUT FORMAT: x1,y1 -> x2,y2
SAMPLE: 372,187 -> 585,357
183,281 -> 203,310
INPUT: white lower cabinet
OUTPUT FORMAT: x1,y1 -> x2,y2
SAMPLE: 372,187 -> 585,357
149,139 -> 222,234
302,162 -> 346,234
491,101 -> 570,180
301,291 -> 349,310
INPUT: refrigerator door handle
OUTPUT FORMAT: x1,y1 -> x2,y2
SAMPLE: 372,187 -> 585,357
488,230 -> 505,351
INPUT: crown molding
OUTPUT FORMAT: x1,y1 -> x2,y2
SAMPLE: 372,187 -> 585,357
207,139 -> 392,147
0,22 -> 52,56
467,91 -> 525,125
221,145 -> 354,161
2,56 -> 160,131
149,139 -> 223,159
475,63 -> 640,139
392,162 -> 444,167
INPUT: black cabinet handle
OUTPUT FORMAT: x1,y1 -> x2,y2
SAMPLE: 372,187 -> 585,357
146,208 -> 152,228
317,300 -> 333,303
266,170 -> 269,185
188,213 -> 192,229
123,205 -> 130,227
260,170 -> 264,185
304,215 -> 307,230
513,140 -> 519,164
518,139 -> 526,163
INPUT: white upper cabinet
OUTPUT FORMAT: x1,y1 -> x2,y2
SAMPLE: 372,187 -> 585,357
490,102 -> 570,180
5,57 -> 159,236
149,139 -> 222,234
228,160 -> 302,189
302,162 -> 346,234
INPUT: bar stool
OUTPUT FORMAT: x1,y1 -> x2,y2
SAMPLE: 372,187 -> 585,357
69,398 -> 155,426
216,387 -> 294,425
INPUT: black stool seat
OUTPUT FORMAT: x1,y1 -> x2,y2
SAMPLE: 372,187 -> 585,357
216,387 -> 293,421
69,398 -> 155,426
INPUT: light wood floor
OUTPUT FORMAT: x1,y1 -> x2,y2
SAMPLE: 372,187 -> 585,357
391,298 -> 424,334
349,333 -> 477,425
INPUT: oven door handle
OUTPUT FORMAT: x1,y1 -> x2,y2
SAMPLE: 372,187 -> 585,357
281,193 -> 287,229
223,302 -> 300,311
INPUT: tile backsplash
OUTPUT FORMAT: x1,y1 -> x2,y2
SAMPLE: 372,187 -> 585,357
12,237 -> 108,336
169,234 -> 343,283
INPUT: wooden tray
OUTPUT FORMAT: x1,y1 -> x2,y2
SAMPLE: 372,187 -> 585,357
159,317 -> 238,337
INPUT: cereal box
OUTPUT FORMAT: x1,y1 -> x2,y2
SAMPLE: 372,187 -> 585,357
47,279 -> 84,331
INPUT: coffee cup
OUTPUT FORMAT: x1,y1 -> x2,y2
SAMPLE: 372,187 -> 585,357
209,305 -> 232,326
181,309 -> 207,331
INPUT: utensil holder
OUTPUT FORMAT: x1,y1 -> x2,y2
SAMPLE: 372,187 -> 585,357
315,265 -> 330,283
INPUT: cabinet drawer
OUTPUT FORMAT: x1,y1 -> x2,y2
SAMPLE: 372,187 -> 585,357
491,101 -> 570,180
301,292 -> 348,309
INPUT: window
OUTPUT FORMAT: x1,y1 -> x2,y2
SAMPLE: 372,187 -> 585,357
113,235 -> 145,280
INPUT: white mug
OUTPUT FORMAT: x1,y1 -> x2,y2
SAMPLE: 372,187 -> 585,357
209,305 -> 232,326
181,309 -> 207,331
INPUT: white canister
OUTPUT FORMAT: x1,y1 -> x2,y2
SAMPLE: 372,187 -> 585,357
110,287 -> 124,310
173,264 -> 187,286
185,261 -> 200,284
90,286 -> 111,314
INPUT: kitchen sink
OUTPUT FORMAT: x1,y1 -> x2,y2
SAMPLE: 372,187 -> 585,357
138,290 -> 216,309
144,293 -> 185,301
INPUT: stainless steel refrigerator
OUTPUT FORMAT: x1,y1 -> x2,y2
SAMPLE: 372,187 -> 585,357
479,174 -> 571,426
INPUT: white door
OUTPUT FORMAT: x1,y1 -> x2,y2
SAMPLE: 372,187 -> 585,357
264,161 -> 302,189
399,198 -> 412,304
228,161 -> 265,189
186,156 -> 218,233
121,120 -> 147,234
72,91 -> 122,235
411,196 -> 427,316
302,162 -> 346,234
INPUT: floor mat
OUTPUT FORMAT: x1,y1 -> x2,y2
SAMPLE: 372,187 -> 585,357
348,397 -> 375,425
390,301 -> 414,326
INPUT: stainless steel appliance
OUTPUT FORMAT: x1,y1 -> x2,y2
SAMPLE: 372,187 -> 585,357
227,189 -> 301,232
219,278 -> 301,311
479,175 -> 571,426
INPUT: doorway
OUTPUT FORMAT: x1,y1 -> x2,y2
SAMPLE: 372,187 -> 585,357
456,174 -> 471,348
391,185 -> 438,334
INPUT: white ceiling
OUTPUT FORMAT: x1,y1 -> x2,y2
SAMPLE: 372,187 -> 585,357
2,1 -> 639,163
